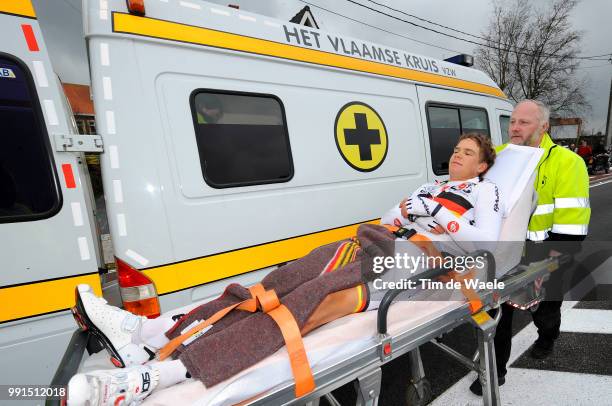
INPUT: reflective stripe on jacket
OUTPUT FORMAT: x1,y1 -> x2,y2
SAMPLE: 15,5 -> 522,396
496,133 -> 590,241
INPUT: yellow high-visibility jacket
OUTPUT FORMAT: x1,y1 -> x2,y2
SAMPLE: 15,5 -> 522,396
496,133 -> 590,241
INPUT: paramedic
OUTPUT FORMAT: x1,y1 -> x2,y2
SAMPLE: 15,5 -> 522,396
470,99 -> 590,396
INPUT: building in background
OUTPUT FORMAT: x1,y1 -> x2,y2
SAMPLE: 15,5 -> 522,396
550,117 -> 582,147
62,83 -> 96,135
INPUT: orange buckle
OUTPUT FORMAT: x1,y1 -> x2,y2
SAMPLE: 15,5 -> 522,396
257,289 -> 281,313
406,234 -> 483,313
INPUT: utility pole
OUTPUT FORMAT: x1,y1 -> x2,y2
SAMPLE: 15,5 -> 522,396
606,79 -> 612,148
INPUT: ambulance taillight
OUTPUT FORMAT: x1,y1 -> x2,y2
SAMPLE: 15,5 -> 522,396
116,257 -> 160,318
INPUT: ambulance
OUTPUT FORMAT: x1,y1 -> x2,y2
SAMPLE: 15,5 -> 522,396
0,0 -> 513,392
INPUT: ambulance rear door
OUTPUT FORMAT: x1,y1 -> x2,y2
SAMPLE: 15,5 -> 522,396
0,0 -> 102,387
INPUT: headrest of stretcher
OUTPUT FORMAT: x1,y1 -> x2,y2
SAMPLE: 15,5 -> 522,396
484,144 -> 544,217
484,144 -> 544,277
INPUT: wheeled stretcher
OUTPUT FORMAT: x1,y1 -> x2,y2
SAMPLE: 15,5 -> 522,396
49,252 -> 568,406
48,145 -> 559,406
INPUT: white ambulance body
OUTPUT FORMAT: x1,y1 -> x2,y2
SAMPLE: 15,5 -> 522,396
0,0 -> 513,391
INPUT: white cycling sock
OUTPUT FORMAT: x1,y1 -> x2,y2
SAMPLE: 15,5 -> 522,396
139,317 -> 174,350
152,360 -> 191,389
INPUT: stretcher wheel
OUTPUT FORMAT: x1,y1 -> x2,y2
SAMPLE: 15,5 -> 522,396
405,378 -> 432,406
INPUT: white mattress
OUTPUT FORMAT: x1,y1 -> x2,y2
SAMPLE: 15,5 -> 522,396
485,144 -> 543,277
141,296 -> 464,406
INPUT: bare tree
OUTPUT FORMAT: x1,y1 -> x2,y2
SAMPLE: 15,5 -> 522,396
475,0 -> 591,117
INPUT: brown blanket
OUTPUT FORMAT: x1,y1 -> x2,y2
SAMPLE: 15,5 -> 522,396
164,224 -> 394,387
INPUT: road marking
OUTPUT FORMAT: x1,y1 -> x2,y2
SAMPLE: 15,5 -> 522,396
561,308 -> 612,334
590,179 -> 612,188
430,301 -> 579,405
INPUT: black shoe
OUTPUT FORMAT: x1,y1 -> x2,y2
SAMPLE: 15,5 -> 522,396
530,341 -> 554,359
469,375 -> 505,396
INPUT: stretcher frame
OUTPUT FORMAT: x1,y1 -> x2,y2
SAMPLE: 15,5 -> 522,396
47,251 -> 569,406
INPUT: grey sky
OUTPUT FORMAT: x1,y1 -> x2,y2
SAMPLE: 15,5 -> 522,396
33,0 -> 612,132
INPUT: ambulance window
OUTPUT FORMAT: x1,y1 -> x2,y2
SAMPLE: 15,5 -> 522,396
460,108 -> 489,135
499,115 -> 510,143
426,103 -> 490,175
427,106 -> 461,174
0,55 -> 61,223
191,90 -> 293,188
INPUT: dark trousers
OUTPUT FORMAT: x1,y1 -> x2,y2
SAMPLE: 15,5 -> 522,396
493,300 -> 562,377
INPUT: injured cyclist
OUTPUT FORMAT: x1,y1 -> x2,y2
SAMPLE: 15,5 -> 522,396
67,133 -> 503,406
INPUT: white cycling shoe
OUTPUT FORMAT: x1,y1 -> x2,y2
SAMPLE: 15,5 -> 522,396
72,284 -> 155,368
67,364 -> 159,406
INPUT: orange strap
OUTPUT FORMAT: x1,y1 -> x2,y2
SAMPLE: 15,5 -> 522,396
268,304 -> 315,396
159,284 -> 269,360
453,271 -> 483,313
158,300 -> 244,361
157,284 -> 315,397
407,233 -> 483,314
436,267 -> 483,313
408,233 -> 443,258
382,224 -> 400,233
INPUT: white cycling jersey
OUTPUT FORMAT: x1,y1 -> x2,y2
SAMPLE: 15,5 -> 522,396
380,176 -> 504,255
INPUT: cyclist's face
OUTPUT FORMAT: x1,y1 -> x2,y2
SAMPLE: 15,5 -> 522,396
449,138 -> 487,181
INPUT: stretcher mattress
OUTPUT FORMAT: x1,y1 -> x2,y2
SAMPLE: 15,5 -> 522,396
147,296 -> 464,406
76,294 -> 459,405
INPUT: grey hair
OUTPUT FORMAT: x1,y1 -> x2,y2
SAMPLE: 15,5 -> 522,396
517,99 -> 550,125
